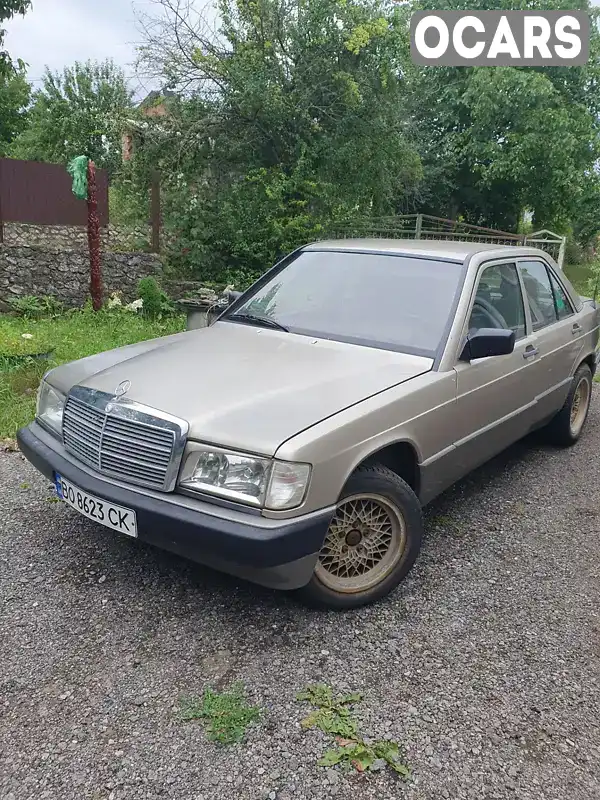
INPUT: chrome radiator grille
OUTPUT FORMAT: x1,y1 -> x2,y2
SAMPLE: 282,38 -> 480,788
62,387 -> 188,491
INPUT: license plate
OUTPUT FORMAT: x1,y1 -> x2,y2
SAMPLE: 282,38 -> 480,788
55,473 -> 138,538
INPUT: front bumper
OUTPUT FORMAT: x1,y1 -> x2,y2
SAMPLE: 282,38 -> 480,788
17,422 -> 334,590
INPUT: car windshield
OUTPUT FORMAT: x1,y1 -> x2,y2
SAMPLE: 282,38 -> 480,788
225,249 -> 464,356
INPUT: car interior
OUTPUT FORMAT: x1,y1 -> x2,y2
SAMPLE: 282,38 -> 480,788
468,263 -> 526,339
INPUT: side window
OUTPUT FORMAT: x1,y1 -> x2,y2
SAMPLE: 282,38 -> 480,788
548,270 -> 575,320
520,260 -> 557,331
468,263 -> 526,340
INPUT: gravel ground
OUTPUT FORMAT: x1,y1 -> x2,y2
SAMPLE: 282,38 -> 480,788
1,398 -> 600,800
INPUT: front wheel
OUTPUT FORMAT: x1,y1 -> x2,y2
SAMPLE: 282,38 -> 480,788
544,363 -> 593,447
298,464 -> 423,610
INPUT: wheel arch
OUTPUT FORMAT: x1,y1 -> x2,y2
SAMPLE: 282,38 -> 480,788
578,351 -> 597,377
349,440 -> 421,499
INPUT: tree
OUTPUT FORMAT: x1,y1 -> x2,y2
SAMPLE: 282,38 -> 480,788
136,0 -> 422,280
10,59 -> 133,175
409,0 -> 600,232
0,63 -> 29,155
0,0 -> 30,77
571,172 -> 600,248
131,0 -> 600,279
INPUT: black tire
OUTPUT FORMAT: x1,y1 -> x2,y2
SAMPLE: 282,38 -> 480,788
543,363 -> 593,447
297,464 -> 423,610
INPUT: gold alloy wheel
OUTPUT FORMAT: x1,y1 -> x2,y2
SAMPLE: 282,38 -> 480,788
314,493 -> 407,594
570,375 -> 591,437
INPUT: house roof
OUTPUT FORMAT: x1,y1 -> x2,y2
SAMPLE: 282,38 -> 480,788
138,89 -> 177,109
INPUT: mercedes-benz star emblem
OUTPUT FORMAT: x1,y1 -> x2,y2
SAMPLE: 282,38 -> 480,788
112,379 -> 131,402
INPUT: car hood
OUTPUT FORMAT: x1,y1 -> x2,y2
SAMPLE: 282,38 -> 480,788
52,321 -> 433,456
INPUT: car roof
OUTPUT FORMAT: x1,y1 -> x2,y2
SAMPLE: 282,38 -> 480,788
303,238 -> 549,262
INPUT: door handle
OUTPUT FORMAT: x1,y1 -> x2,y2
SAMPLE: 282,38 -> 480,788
523,346 -> 539,360
572,323 -> 582,335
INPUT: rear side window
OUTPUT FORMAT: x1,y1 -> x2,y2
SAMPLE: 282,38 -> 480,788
548,271 -> 575,320
519,260 -> 558,331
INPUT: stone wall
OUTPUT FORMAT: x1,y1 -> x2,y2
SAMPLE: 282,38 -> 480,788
107,225 -> 153,253
3,222 -> 154,254
0,244 -> 163,308
162,279 -> 208,300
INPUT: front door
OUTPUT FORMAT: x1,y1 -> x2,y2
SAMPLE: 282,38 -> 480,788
453,261 -> 539,473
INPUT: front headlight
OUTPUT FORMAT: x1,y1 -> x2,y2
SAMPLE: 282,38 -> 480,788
36,380 -> 66,437
179,446 -> 311,510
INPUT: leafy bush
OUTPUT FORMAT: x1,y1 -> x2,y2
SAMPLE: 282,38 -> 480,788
106,291 -> 145,313
162,165 -> 352,286
109,179 -> 149,228
9,295 -> 64,319
564,238 -> 588,269
137,276 -> 174,319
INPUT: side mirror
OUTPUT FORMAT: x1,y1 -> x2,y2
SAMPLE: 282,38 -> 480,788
460,328 -> 515,361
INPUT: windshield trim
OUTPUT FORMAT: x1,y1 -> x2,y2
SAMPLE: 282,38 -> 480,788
305,247 -> 464,265
220,247 -> 468,361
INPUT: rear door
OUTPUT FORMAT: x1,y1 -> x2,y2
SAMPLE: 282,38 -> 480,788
517,259 -> 583,423
453,260 -> 540,473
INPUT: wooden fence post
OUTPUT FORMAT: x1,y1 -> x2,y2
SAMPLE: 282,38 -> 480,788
415,213 -> 423,239
557,236 -> 566,271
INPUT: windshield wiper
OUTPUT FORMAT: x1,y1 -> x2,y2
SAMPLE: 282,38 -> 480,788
227,312 -> 289,332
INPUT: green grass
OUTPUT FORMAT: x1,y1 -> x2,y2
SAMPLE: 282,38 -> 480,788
179,683 -> 261,745
0,309 -> 185,439
0,330 -> 54,358
564,262 -> 593,297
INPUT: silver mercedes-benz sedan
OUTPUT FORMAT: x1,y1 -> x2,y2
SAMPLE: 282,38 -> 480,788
18,239 -> 599,609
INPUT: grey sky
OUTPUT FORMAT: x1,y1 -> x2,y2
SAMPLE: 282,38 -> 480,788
6,0 -> 600,96
5,0 -> 149,95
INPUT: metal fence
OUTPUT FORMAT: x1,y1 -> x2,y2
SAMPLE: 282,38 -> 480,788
326,213 -> 566,269
0,158 -> 109,240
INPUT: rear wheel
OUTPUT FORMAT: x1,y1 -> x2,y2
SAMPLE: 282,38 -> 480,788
298,465 -> 423,610
544,363 -> 592,446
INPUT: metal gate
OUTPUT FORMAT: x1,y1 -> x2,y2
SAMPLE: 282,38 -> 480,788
523,228 -> 566,269
326,214 -> 567,269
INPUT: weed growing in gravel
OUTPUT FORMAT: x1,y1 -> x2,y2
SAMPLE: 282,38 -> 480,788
297,684 -> 361,738
179,682 -> 260,745
297,684 -> 410,778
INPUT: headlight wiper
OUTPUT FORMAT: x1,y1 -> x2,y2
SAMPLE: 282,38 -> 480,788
227,312 -> 289,332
